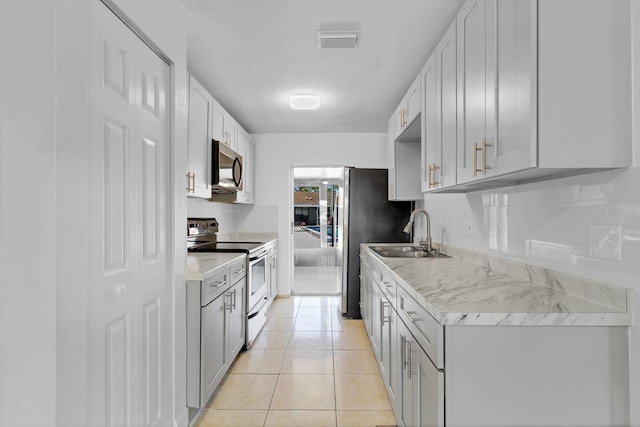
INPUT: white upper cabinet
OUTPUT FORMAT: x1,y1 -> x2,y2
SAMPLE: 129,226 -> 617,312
394,74 -> 422,141
187,75 -> 213,198
455,0 -> 631,188
211,97 -> 238,152
188,74 -> 254,202
211,97 -> 225,145
456,0 -> 491,184
387,118 -> 397,200
225,115 -> 238,152
422,20 -> 457,192
245,136 -> 256,204
421,52 -> 437,192
234,126 -> 255,205
389,73 -> 422,201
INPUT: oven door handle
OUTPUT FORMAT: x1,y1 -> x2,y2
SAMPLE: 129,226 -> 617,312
249,249 -> 269,261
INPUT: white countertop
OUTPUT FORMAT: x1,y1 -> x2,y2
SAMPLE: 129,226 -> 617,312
186,252 -> 246,282
363,243 -> 632,327
186,234 -> 278,282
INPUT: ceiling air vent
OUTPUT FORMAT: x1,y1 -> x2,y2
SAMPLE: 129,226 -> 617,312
316,31 -> 360,49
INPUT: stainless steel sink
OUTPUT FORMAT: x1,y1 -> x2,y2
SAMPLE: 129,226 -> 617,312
370,245 -> 451,259
370,245 -> 423,253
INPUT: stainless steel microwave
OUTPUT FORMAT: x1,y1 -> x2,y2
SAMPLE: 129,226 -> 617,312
212,139 -> 243,193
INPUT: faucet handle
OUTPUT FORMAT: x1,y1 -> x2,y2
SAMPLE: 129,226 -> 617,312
418,238 -> 432,252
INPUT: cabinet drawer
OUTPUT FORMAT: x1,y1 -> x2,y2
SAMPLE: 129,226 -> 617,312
369,261 -> 383,285
397,286 -> 443,369
202,269 -> 230,306
361,252 -> 372,271
229,257 -> 247,285
378,271 -> 397,306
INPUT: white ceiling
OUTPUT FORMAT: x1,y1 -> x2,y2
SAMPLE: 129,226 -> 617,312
182,0 -> 464,134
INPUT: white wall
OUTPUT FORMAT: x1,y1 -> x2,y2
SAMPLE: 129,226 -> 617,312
252,133 -> 387,295
0,2 -> 57,425
422,2 -> 640,423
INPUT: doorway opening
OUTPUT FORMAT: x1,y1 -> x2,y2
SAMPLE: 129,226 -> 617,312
291,167 -> 344,295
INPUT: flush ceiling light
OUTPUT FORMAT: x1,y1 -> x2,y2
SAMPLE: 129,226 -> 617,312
289,94 -> 320,110
316,31 -> 360,49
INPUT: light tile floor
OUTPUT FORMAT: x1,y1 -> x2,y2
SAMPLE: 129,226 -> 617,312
195,295 -> 397,427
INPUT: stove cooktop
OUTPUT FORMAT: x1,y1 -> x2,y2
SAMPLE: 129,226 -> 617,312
187,241 -> 263,253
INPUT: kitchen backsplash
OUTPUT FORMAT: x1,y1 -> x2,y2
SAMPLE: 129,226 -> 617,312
187,198 -> 278,233
422,166 -> 640,290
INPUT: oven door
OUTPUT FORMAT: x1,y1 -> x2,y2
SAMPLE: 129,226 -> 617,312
248,250 -> 268,310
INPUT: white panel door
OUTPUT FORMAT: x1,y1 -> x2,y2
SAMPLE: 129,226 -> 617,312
90,3 -> 172,426
134,27 -> 172,427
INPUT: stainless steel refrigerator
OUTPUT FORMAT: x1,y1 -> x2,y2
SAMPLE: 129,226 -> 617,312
340,168 -> 413,318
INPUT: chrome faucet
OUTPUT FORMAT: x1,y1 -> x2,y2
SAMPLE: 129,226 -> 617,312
403,208 -> 432,252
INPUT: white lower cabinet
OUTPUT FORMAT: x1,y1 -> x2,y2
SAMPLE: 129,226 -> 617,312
397,319 -> 444,427
361,249 -> 629,427
266,246 -> 278,301
187,257 -> 247,408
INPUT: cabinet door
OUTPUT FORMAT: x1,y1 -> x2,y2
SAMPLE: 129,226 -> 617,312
235,128 -> 248,203
244,137 -> 255,204
387,118 -> 397,201
187,75 -> 213,198
394,105 -> 405,140
225,115 -> 238,151
271,253 -> 278,297
421,52 -> 437,192
360,268 -> 369,333
227,280 -> 246,360
456,0 -> 488,184
398,319 -> 414,427
380,300 -> 401,413
200,294 -> 227,406
370,281 -> 381,359
404,76 -> 421,129
378,294 -> 391,381
436,20 -> 458,189
211,97 -> 226,144
413,345 -> 445,427
423,20 -> 457,193
267,252 -> 278,300
486,0 -> 536,176
395,75 -> 420,139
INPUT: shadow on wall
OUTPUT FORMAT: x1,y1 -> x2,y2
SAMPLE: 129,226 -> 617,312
295,248 -> 339,266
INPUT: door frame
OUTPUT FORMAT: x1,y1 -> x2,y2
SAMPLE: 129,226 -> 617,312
288,164 -> 346,295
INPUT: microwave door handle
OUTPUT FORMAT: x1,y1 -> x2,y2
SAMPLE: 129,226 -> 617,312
233,157 -> 243,188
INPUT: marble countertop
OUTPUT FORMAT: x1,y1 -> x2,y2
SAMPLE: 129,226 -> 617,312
186,252 -> 246,282
363,243 -> 632,327
186,234 -> 278,282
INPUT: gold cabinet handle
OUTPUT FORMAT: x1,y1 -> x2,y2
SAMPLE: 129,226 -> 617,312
186,172 -> 195,193
427,164 -> 433,187
431,163 -> 439,188
400,109 -> 406,128
481,138 -> 492,174
473,139 -> 493,177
